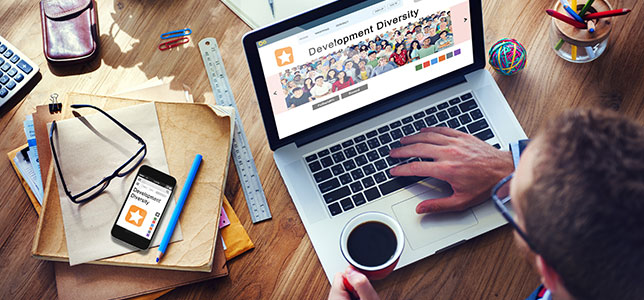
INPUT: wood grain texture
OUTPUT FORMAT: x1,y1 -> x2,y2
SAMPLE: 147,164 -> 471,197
1,0 -> 643,299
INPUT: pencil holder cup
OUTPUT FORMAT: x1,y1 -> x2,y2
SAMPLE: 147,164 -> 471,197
549,0 -> 613,63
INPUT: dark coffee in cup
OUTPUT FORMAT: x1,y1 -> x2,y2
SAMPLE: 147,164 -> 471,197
347,221 -> 397,267
340,212 -> 404,280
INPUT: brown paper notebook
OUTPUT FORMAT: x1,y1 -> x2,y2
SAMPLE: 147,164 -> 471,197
54,232 -> 228,300
32,105 -> 61,188
32,93 -> 234,272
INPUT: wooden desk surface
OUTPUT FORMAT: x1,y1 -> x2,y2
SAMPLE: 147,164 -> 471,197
1,0 -> 642,299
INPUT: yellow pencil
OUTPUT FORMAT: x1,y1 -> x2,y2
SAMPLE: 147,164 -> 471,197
571,0 -> 578,61
571,46 -> 577,60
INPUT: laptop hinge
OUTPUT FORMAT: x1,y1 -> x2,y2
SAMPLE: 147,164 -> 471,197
294,74 -> 467,148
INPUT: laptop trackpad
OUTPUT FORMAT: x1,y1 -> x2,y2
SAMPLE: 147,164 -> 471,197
392,194 -> 479,251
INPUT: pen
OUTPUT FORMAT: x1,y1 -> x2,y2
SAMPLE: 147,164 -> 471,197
343,276 -> 359,300
156,154 -> 203,263
563,5 -> 585,23
578,0 -> 595,17
269,0 -> 275,18
583,9 -> 631,20
546,10 -> 587,29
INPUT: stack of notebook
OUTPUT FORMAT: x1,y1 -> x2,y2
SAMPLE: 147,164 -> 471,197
8,82 -> 254,299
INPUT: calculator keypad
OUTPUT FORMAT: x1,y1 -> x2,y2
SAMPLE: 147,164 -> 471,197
0,35 -> 39,106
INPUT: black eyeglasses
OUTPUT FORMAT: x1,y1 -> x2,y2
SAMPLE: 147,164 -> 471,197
49,104 -> 147,204
491,173 -> 539,253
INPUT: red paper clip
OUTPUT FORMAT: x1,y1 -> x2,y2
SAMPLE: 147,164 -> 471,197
158,37 -> 189,51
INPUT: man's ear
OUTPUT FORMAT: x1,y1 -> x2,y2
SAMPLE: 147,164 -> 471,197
535,255 -> 562,293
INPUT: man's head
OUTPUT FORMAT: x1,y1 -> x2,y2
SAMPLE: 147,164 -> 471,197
511,109 -> 644,300
292,87 -> 303,98
314,76 -> 324,85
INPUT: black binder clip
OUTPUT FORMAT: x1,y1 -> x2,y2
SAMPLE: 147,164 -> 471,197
48,93 -> 62,113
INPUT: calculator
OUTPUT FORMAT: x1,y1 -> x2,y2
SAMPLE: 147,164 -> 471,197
0,35 -> 39,107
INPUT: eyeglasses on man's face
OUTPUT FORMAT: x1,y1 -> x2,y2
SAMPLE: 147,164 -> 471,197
49,104 -> 147,204
491,171 -> 540,253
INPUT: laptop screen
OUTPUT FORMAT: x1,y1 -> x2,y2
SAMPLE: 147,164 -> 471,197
255,0 -> 474,139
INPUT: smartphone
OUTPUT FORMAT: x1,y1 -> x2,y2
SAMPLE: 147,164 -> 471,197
111,165 -> 176,250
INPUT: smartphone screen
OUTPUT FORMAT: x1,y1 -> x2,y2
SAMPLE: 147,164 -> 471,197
111,165 -> 176,249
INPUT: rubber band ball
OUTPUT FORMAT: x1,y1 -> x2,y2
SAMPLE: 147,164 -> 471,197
488,39 -> 527,75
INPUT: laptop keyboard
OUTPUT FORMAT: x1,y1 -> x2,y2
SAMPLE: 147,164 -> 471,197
304,92 -> 501,217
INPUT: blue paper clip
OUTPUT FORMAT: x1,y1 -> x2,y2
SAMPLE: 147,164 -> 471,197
160,28 -> 192,40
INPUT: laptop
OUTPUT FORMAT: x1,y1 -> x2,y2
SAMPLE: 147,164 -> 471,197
242,0 -> 527,282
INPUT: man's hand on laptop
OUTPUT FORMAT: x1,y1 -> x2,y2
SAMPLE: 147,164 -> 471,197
389,127 -> 513,214
328,267 -> 381,300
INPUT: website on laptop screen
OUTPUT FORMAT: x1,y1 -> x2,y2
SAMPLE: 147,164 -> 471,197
256,0 -> 473,139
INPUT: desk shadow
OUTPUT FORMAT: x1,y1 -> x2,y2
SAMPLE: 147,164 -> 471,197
0,72 -> 42,118
99,0 -> 192,92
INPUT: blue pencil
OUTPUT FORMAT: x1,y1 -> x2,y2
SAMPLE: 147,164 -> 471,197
563,5 -> 585,23
156,154 -> 203,263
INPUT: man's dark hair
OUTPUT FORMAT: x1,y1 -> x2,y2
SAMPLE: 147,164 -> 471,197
292,87 -> 302,93
314,76 -> 324,82
523,108 -> 644,300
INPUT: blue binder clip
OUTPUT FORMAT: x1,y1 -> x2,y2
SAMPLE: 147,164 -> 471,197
160,28 -> 192,40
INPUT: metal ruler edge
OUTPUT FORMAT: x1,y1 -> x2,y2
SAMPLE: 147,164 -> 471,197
198,37 -> 271,223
